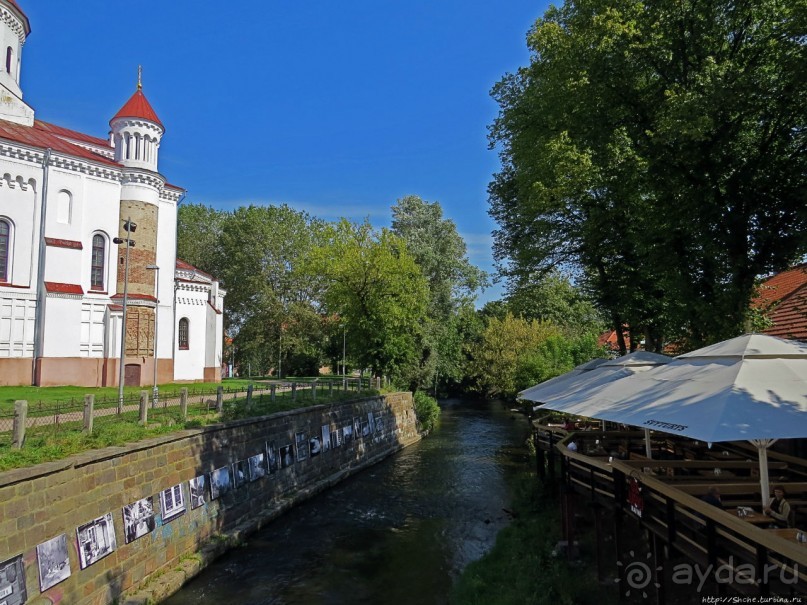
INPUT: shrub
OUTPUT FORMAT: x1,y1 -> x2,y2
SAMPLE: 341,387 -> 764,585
413,391 -> 440,432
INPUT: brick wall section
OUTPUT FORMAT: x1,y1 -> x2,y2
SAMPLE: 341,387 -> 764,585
0,392 -> 419,605
116,201 -> 157,298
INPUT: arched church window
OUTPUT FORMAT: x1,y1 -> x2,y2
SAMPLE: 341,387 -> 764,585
0,219 -> 10,281
179,318 -> 189,350
5,47 -> 11,75
91,234 -> 106,290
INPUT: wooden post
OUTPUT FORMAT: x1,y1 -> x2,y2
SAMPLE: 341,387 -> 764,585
291,382 -> 297,401
246,384 -> 254,411
83,395 -> 94,434
270,383 -> 276,404
180,388 -> 188,419
312,381 -> 317,401
138,391 -> 148,425
12,400 -> 27,449
329,381 -> 333,397
216,386 -> 224,413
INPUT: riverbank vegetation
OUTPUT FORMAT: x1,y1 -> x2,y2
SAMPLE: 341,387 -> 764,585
451,473 -> 616,605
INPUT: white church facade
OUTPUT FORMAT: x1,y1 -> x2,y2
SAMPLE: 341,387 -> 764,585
0,0 -> 225,386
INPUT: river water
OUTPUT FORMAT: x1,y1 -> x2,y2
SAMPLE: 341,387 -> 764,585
163,398 -> 530,605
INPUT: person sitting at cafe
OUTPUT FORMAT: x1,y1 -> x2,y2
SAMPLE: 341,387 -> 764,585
764,486 -> 792,528
701,486 -> 723,508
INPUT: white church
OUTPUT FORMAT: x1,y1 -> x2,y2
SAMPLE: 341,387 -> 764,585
0,0 -> 225,387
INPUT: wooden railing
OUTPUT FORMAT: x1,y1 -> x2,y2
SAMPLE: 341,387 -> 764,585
535,422 -> 807,598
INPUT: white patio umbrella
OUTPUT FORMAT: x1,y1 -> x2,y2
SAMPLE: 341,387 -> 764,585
521,351 -> 671,455
538,334 -> 807,507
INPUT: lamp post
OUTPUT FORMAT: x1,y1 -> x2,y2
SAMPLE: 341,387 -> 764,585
342,325 -> 346,377
146,264 -> 159,408
113,218 -> 137,414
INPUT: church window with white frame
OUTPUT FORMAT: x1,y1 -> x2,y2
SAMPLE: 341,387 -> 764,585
178,317 -> 189,350
90,233 -> 106,290
0,218 -> 10,282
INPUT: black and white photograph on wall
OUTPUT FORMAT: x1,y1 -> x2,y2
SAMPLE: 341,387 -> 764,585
0,554 -> 26,605
361,420 -> 370,438
36,533 -> 71,592
248,453 -> 266,481
375,414 -> 385,436
189,475 -> 207,509
265,442 -> 278,473
295,431 -> 309,461
353,417 -> 362,438
122,496 -> 155,543
76,513 -> 117,570
367,411 -> 376,434
309,434 -> 322,457
233,460 -> 248,488
321,425 -> 331,453
210,466 -> 232,499
160,483 -> 186,522
329,425 -> 339,449
342,423 -> 353,444
280,444 -> 294,468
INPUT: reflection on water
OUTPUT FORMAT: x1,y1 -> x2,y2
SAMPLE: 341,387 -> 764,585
163,399 -> 529,605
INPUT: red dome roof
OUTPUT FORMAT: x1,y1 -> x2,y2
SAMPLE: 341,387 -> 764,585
110,89 -> 164,129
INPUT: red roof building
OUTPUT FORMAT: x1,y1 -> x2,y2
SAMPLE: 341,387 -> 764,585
752,264 -> 807,341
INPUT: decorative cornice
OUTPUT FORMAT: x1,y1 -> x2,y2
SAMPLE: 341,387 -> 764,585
0,4 -> 26,45
0,141 -> 123,182
160,187 -> 183,203
111,118 -> 164,136
175,281 -> 211,293
0,172 -> 35,191
121,168 -> 165,189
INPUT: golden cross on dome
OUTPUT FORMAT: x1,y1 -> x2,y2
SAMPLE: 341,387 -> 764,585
137,65 -> 142,90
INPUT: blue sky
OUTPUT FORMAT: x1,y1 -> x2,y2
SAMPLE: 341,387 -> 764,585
20,0 -> 548,304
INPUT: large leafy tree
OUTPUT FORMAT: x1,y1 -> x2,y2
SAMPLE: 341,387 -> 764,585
311,219 -> 429,381
178,204 -> 328,375
490,0 -> 807,350
390,195 -> 486,390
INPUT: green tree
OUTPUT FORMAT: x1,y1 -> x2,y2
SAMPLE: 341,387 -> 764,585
177,203 -> 225,277
490,0 -> 807,350
469,312 -> 562,399
390,195 -> 487,391
180,204 -> 328,375
312,219 -> 429,381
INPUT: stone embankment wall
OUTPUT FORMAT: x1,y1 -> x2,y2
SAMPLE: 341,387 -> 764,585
0,392 -> 419,605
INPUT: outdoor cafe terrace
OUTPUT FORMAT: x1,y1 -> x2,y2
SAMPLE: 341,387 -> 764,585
533,419 -> 807,600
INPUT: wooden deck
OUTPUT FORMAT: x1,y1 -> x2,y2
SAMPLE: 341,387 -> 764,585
532,420 -> 807,599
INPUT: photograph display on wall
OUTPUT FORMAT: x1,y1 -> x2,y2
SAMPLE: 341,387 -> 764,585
295,431 -> 309,461
321,425 -> 331,453
0,554 -> 27,605
310,434 -> 322,457
122,496 -> 155,543
160,484 -> 186,522
76,513 -> 117,570
233,460 -> 248,488
368,411 -> 376,434
189,475 -> 207,509
210,466 -> 232,499
353,417 -> 361,438
342,423 -> 353,444
280,444 -> 294,468
375,414 -> 385,436
248,453 -> 266,481
266,442 -> 278,473
329,426 -> 339,449
361,420 -> 370,438
36,534 -> 71,592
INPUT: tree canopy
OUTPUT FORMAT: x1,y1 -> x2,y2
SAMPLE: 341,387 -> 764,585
490,0 -> 807,351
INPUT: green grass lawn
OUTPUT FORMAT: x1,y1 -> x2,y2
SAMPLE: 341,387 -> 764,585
0,384 -> 378,472
0,378 -> 258,413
